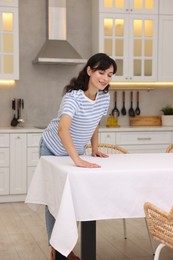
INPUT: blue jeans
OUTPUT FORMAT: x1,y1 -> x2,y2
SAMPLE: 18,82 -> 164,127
39,138 -> 55,244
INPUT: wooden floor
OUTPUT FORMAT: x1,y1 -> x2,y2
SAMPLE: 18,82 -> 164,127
0,202 -> 173,260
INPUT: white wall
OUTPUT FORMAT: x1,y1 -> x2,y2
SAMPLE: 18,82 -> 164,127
0,0 -> 91,127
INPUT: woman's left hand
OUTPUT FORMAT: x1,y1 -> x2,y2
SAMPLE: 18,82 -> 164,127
92,151 -> 109,158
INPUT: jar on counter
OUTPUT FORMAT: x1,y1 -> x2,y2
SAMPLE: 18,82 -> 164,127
107,112 -> 118,127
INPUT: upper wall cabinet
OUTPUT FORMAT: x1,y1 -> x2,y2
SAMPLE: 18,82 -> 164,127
159,0 -> 173,15
158,15 -> 173,81
0,0 -> 18,7
158,0 -> 173,81
99,0 -> 158,14
92,0 -> 158,82
0,0 -> 19,80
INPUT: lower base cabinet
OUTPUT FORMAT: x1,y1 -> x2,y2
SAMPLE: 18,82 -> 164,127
10,134 -> 27,194
116,131 -> 172,153
0,134 -> 10,196
99,129 -> 172,153
0,131 -> 42,202
0,168 -> 9,195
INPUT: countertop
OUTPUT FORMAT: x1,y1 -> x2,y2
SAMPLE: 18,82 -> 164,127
0,125 -> 173,133
99,125 -> 173,132
0,127 -> 44,133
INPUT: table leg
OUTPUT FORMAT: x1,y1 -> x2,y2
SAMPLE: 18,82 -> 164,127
81,221 -> 96,260
55,250 -> 67,260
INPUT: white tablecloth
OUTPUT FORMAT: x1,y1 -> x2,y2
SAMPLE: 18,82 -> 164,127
25,153 -> 173,256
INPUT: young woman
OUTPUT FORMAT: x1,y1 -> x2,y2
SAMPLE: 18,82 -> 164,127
39,53 -> 117,260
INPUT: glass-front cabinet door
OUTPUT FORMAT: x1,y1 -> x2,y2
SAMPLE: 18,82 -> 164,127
99,13 -> 129,81
99,13 -> 158,81
0,6 -> 19,79
99,0 -> 158,14
128,15 -> 158,81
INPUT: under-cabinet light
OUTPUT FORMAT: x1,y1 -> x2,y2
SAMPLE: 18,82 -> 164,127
110,82 -> 173,90
0,80 -> 15,86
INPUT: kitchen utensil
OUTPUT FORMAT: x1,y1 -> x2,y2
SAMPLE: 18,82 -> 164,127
121,91 -> 126,115
135,91 -> 141,116
17,99 -> 24,125
10,99 -> 18,127
17,99 -> 20,120
111,91 -> 120,117
128,91 -> 135,117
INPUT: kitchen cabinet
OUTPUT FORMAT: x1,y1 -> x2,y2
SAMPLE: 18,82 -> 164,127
158,16 -> 173,81
0,0 -> 18,7
116,131 -> 171,153
27,133 -> 42,188
99,0 -> 158,14
0,0 -> 19,79
0,134 -> 9,195
159,0 -> 173,15
100,131 -> 116,144
0,129 -> 42,203
92,0 -> 158,82
158,0 -> 173,81
99,128 -> 172,153
10,134 -> 27,194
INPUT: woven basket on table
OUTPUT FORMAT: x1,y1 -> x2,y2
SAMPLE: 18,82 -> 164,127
144,202 -> 173,249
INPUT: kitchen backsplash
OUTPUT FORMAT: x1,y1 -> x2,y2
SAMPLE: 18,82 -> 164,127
100,89 -> 173,126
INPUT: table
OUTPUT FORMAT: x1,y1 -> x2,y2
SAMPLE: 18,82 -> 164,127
25,153 -> 173,259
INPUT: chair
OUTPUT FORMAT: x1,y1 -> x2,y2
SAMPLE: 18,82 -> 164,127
85,143 -> 128,155
144,202 -> 173,260
166,144 -> 173,153
85,143 -> 155,255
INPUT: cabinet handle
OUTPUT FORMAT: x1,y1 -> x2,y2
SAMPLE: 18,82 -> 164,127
17,136 -> 21,139
137,137 -> 151,141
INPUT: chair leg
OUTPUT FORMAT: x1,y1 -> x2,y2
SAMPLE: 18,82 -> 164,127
123,218 -> 127,239
123,218 -> 156,256
144,218 -> 155,255
154,243 -> 165,260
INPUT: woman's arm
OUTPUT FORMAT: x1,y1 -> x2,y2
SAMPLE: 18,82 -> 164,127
58,114 -> 101,167
90,126 -> 108,158
90,126 -> 99,152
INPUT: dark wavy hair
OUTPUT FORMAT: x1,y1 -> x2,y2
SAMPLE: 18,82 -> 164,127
64,53 -> 117,94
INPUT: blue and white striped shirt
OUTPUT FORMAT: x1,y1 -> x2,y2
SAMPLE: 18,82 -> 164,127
42,89 -> 110,156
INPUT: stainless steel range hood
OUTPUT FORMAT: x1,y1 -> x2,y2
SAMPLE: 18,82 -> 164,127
33,0 -> 87,64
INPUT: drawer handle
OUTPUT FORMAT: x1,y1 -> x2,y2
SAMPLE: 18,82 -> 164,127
137,137 -> 151,141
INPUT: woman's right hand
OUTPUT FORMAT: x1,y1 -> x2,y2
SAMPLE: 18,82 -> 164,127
74,158 -> 101,168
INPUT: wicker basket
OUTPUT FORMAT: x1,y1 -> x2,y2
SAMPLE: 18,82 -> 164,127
144,202 -> 173,249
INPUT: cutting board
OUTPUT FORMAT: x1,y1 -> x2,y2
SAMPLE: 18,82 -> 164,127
129,116 -> 161,126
